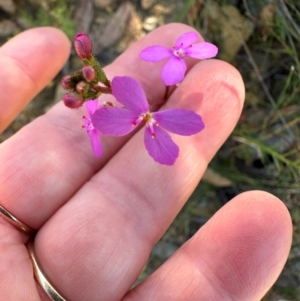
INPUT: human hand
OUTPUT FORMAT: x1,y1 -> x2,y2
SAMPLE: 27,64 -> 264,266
0,24 -> 292,301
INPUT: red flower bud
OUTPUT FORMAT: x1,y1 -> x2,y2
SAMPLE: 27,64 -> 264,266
61,75 -> 73,90
63,93 -> 84,109
76,81 -> 88,94
82,66 -> 96,82
74,32 -> 92,59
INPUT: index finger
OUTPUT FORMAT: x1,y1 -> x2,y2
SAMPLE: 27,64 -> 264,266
0,27 -> 71,133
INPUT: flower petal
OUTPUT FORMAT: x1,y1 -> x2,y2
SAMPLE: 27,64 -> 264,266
175,31 -> 199,49
88,129 -> 102,158
85,99 -> 99,116
140,45 -> 172,62
92,106 -> 138,136
161,57 -> 187,86
185,42 -> 218,59
144,126 -> 179,165
112,76 -> 149,114
153,109 -> 205,136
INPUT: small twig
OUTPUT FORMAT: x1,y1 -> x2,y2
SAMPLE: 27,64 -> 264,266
278,0 -> 300,38
242,120 -> 299,152
242,41 -> 295,142
232,136 -> 263,159
242,0 -> 257,23
245,65 -> 282,89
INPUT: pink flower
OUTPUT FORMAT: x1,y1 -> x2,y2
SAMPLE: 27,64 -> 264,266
140,31 -> 218,86
82,99 -> 102,157
91,76 -> 205,165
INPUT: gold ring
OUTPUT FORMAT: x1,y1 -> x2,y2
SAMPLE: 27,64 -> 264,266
0,204 -> 35,235
0,205 -> 67,300
27,241 -> 67,301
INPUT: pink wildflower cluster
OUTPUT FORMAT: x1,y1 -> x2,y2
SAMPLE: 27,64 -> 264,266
61,31 -> 218,165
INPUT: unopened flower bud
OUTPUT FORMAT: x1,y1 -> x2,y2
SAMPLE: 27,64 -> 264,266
63,93 -> 84,109
61,75 -> 74,90
76,81 -> 89,94
74,32 -> 92,59
82,66 -> 96,82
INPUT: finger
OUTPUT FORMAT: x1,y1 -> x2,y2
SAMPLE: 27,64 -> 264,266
0,23 -> 200,229
0,27 -> 71,133
34,59 -> 245,301
0,222 -> 40,300
123,191 -> 292,301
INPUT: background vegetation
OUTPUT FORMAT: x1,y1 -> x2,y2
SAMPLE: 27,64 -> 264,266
0,0 -> 299,299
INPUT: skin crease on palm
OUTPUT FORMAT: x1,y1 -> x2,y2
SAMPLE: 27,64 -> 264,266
0,24 -> 292,301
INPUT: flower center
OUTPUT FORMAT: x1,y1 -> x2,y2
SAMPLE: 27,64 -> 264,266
145,113 -> 158,138
82,115 -> 94,133
173,47 -> 185,58
132,113 -> 158,138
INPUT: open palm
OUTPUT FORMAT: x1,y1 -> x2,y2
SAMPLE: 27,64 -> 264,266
0,24 -> 292,301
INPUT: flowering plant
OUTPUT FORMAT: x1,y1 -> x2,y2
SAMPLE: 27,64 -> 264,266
92,76 -> 204,165
140,31 -> 218,86
61,30 -> 218,165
